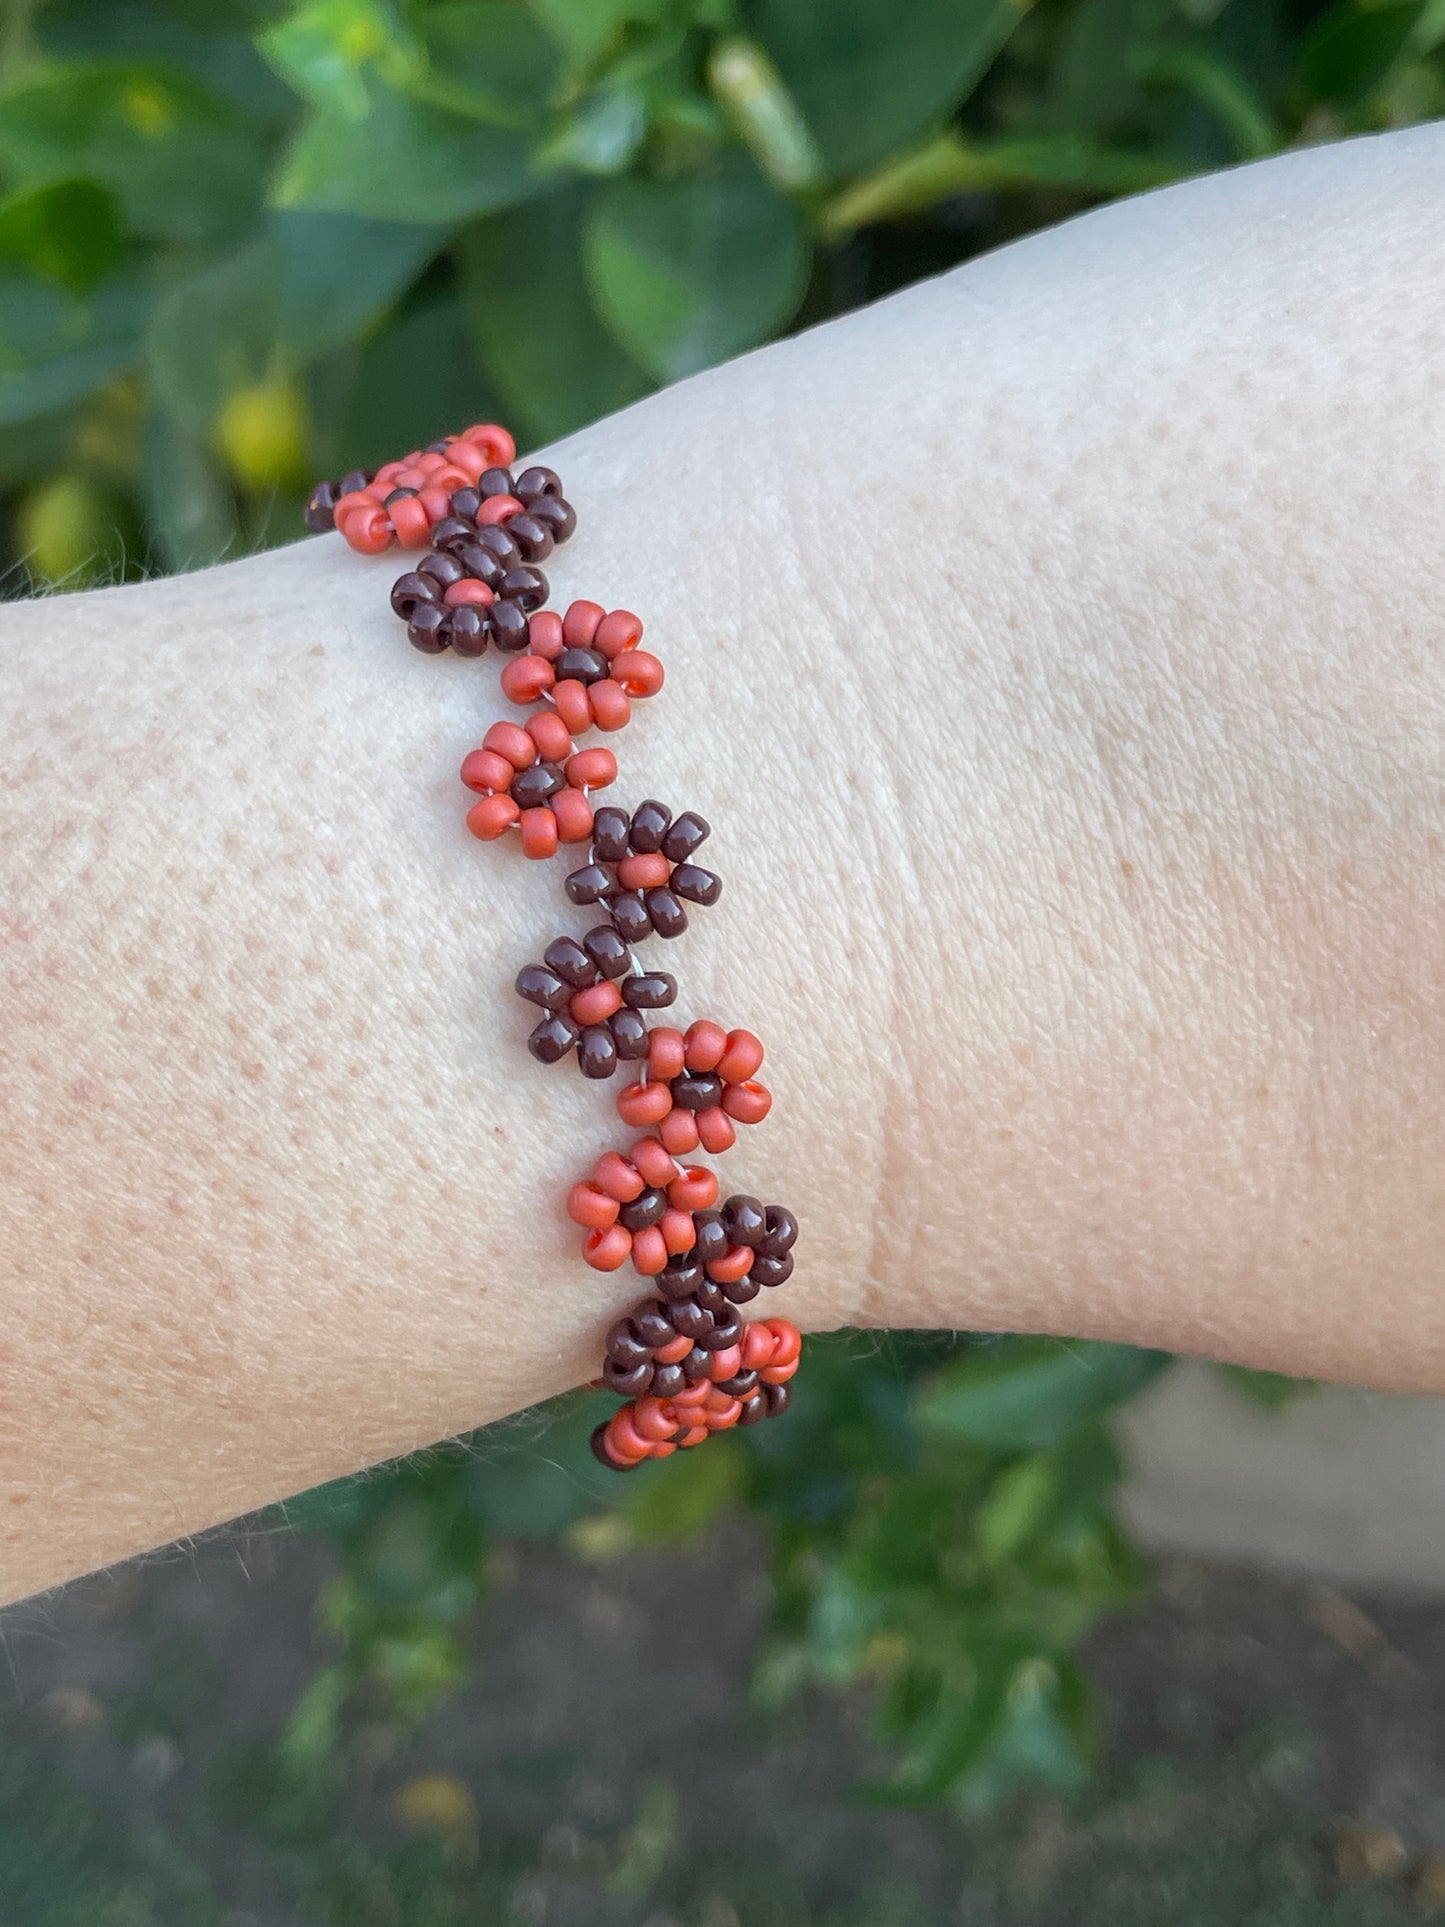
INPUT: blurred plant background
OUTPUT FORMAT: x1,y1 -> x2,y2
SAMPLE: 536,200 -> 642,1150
1,0 -> 1440,1919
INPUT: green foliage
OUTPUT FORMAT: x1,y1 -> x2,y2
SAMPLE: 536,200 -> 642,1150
4,0 -> 1444,581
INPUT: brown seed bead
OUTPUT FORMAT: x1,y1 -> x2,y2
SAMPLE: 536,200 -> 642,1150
721,1272 -> 761,1305
431,514 -> 475,552
752,1253 -> 794,1288
577,1025 -> 618,1080
669,1297 -> 711,1341
722,1195 -> 766,1246
662,812 -> 710,863
478,465 -> 515,498
606,1319 -> 648,1365
610,1008 -> 649,1060
491,600 -> 530,651
449,487 -> 482,523
556,646 -> 608,685
508,512 -> 554,562
672,1072 -> 722,1113
699,1306 -> 743,1350
682,1345 -> 712,1383
543,936 -> 596,988
515,963 -> 570,1011
457,542 -> 505,589
384,486 -> 416,508
632,1303 -> 675,1350
474,523 -> 520,568
390,571 -> 438,620
501,565 -> 548,611
408,604 -> 450,653
657,1257 -> 703,1301
692,1212 -> 727,1267
514,464 -> 562,501
608,893 -> 652,946
529,494 -> 576,543
604,1356 -> 651,1397
627,800 -> 672,854
764,1382 -> 792,1418
695,1277 -> 728,1317
758,1206 -> 799,1258
670,863 -> 721,907
622,971 -> 676,1010
583,925 -> 632,979
304,479 -> 339,531
592,808 -> 631,863
449,603 -> 490,656
590,1421 -> 619,1468
649,1361 -> 686,1399
618,1185 -> 667,1232
511,762 -> 565,810
645,889 -> 687,939
737,1392 -> 768,1427
417,549 -> 465,588
528,1012 -> 579,1064
717,1368 -> 760,1398
566,864 -> 612,906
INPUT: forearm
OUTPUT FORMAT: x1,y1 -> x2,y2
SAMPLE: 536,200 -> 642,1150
5,124 -> 1445,1601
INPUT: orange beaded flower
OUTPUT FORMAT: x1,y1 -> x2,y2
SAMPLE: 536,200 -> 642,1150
595,1317 -> 802,1469
460,717 -> 618,861
326,424 -> 517,553
498,600 -> 665,733
615,1020 -> 771,1156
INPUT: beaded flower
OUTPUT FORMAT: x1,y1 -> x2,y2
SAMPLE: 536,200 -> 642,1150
497,601 -> 664,735
615,1020 -> 771,1156
460,717 -> 618,862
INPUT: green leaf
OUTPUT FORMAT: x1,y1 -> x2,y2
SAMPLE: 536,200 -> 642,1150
274,72 -> 542,222
147,240 -> 275,428
540,85 -> 649,173
746,0 -> 1031,179
529,0 -> 673,69
141,405 -> 240,574
412,2 -> 561,124
1217,1362 -> 1310,1411
707,34 -> 823,192
0,271 -> 146,427
585,149 -> 806,380
975,1452 -> 1058,1564
0,180 -> 120,295
272,209 -> 442,362
257,0 -> 424,120
1141,45 -> 1278,158
915,1339 -> 1168,1451
621,1431 -> 741,1542
333,290 -> 502,473
463,184 -> 651,442
1300,0 -> 1424,107
0,64 -> 265,243
821,129 -> 1184,234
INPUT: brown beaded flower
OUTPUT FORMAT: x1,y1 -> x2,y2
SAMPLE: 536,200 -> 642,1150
566,799 -> 720,948
497,600 -> 665,735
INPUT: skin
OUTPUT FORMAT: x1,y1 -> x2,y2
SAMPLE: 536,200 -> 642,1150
4,124 -> 1445,1604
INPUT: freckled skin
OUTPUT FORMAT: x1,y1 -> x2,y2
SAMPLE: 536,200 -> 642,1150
4,128 -> 1445,1601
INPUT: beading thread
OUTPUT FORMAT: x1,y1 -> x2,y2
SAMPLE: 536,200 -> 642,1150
306,427 -> 802,1468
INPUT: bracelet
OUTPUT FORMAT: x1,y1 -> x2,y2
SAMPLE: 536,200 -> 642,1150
305,427 -> 802,1469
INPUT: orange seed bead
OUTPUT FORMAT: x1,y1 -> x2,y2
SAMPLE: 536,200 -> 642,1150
661,1208 -> 696,1254
519,807 -> 558,859
563,599 -> 604,645
629,1137 -> 677,1188
707,1344 -> 743,1382
567,1182 -> 618,1230
647,1027 -> 686,1081
501,656 -> 555,704
465,794 -> 519,840
588,680 -> 632,731
618,1081 -> 672,1127
706,1244 -> 754,1285
551,786 -> 594,843
667,1166 -> 718,1212
654,1332 -> 692,1365
391,496 -> 433,548
717,1029 -> 765,1083
461,424 -> 516,465
634,1398 -> 678,1443
570,979 -> 622,1026
631,1225 -> 668,1275
482,720 -> 536,770
659,1108 -> 700,1155
566,747 -> 618,791
696,1107 -> 736,1154
443,578 -> 493,607
592,1151 -> 644,1202
528,610 -> 565,659
460,747 -> 514,795
610,649 -> 664,697
525,710 -> 573,762
478,493 -> 524,524
594,608 -> 644,658
583,1224 -> 632,1272
552,679 -> 591,735
722,1079 -> 772,1124
683,1020 -> 728,1073
618,852 -> 671,891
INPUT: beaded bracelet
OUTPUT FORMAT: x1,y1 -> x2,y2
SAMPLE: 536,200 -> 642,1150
305,426 -> 802,1469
